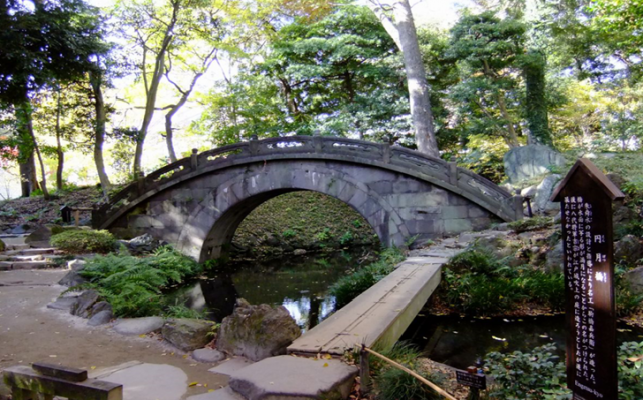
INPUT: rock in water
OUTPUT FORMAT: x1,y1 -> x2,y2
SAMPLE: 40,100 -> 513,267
503,145 -> 566,183
162,319 -> 214,351
217,299 -> 301,361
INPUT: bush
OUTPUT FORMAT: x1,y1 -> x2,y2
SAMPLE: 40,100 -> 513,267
485,341 -> 643,400
76,246 -> 201,317
438,248 -> 565,315
50,229 -> 117,254
485,343 -> 570,399
329,247 -> 404,307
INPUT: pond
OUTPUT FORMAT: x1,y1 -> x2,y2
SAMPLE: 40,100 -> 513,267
169,246 -> 378,331
401,314 -> 643,370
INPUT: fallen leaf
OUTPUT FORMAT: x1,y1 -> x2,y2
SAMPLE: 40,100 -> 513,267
189,382 -> 198,387
323,363 -> 329,367
49,355 -> 57,358
139,334 -> 146,338
90,366 -> 96,370
324,354 -> 332,360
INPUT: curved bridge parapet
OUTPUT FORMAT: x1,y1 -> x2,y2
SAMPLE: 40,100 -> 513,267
93,137 -> 522,260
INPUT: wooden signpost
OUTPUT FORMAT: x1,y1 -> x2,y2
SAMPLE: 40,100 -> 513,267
551,158 -> 624,400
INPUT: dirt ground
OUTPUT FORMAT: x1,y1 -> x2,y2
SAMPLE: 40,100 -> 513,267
0,268 -> 228,399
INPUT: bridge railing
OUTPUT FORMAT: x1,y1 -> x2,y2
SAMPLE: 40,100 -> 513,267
93,136 -> 519,228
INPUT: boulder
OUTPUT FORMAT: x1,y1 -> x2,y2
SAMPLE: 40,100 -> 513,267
47,296 -> 79,311
217,299 -> 301,361
67,259 -> 87,271
503,145 -> 567,183
123,233 -> 162,255
70,290 -> 100,318
533,174 -> 561,213
88,310 -> 113,326
623,266 -> 643,295
192,348 -> 226,364
228,356 -> 358,400
162,318 -> 214,352
58,271 -> 87,287
613,202 -> 637,225
113,317 -> 165,336
614,235 -> 643,265
472,234 -> 520,259
10,224 -> 30,235
24,225 -> 56,245
545,241 -> 564,273
90,301 -> 112,316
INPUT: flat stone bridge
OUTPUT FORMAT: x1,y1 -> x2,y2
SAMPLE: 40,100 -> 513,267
94,136 -> 522,262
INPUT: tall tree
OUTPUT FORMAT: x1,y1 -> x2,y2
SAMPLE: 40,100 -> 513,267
366,0 -> 440,157
114,0 -> 227,173
0,0 -> 105,197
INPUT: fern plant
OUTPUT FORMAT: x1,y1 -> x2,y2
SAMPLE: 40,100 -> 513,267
77,246 -> 201,317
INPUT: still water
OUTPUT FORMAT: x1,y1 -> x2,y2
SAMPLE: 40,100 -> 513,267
169,247 -> 377,331
402,314 -> 643,369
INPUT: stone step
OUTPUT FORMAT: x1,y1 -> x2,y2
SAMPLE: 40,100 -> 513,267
2,248 -> 57,256
0,260 -> 55,271
5,244 -> 30,251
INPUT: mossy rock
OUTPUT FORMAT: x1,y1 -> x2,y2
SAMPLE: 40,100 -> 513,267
0,239 -> 5,252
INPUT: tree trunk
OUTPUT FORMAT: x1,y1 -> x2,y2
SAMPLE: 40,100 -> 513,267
16,104 -> 39,197
367,0 -> 439,157
55,89 -> 64,190
133,2 -> 179,175
496,91 -> 520,148
23,103 -> 49,199
523,51 -> 553,148
90,70 -> 112,197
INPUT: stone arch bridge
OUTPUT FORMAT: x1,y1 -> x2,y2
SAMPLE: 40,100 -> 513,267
93,136 -> 523,262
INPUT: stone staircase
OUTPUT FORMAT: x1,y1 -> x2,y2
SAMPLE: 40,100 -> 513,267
0,235 -> 62,271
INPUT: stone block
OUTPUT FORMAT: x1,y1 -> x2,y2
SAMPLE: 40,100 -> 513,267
442,206 -> 469,220
444,219 -> 473,234
468,205 -> 489,218
129,216 -> 164,229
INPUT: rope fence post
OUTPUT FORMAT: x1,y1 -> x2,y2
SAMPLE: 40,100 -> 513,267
359,344 -> 371,397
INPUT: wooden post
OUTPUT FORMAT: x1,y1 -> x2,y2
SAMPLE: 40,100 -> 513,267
74,209 -> 80,227
359,345 -> 371,396
551,158 -> 624,400
190,148 -> 198,170
136,171 -> 145,196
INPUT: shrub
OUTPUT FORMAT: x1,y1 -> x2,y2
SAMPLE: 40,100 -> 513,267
50,229 -> 117,254
485,341 -> 643,400
76,246 -> 201,317
438,249 -> 565,315
329,247 -> 404,307
485,343 -> 570,399
339,231 -> 353,245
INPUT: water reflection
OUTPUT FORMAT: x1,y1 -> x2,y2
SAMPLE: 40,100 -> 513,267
169,247 -> 377,331
402,314 -> 643,370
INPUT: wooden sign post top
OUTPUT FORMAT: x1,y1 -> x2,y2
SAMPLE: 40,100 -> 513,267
551,158 -> 624,400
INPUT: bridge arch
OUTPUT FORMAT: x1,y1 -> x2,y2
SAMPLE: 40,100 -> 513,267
95,137 -> 522,261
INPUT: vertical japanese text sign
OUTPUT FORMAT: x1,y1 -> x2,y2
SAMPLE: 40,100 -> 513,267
551,158 -> 624,400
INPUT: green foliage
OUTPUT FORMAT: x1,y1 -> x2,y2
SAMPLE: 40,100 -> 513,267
77,246 -> 201,317
508,216 -> 554,233
315,228 -> 332,242
485,344 -> 570,399
282,229 -> 297,239
50,229 -> 117,254
164,304 -> 206,320
329,247 -> 404,307
615,266 -> 643,317
485,341 -> 643,400
440,248 -> 565,314
339,231 -> 353,245
372,343 -> 443,400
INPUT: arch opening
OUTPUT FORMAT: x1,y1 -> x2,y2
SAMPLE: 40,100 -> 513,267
199,189 -> 382,262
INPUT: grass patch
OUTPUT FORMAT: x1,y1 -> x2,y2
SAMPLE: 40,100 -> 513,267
75,246 -> 202,317
437,248 -> 565,315
370,343 -> 445,400
507,216 -> 554,233
50,229 -> 117,254
329,247 -> 405,308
